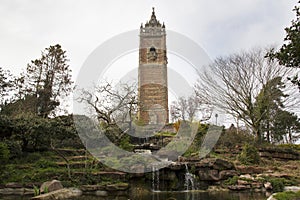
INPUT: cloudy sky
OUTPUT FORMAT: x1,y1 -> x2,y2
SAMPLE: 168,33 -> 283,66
0,0 -> 297,78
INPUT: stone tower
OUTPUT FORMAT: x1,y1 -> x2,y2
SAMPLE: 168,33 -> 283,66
138,8 -> 169,125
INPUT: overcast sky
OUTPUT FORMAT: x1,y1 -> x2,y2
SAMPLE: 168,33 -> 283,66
0,0 -> 297,78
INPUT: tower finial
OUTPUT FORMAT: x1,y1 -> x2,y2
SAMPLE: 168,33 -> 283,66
152,7 -> 155,13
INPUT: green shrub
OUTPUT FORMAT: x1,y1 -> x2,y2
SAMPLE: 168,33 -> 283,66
274,191 -> 300,200
33,185 -> 40,196
119,135 -> 134,151
223,176 -> 239,186
35,158 -> 57,168
4,139 -> 22,159
278,144 -> 300,152
216,126 -> 254,148
270,178 -> 285,192
237,144 -> 260,165
0,142 -> 10,165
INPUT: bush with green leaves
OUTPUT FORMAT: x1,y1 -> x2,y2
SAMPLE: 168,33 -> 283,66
237,144 -> 260,165
0,142 -> 10,165
223,176 -> 239,186
216,125 -> 254,149
274,191 -> 300,200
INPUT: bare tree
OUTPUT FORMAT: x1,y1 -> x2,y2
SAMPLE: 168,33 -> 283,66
170,94 -> 212,122
77,81 -> 137,126
195,48 -> 298,141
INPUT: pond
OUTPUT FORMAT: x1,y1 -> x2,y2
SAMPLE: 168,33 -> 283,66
2,191 -> 268,200
75,191 -> 267,200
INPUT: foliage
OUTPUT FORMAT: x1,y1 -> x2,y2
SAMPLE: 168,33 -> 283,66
269,178 -> 285,192
10,113 -> 51,151
196,48 -> 295,142
254,77 -> 297,143
0,114 -> 13,138
237,144 -> 260,165
274,191 -> 300,200
155,132 -> 176,137
278,144 -> 300,152
267,1 -> 300,89
0,67 -> 14,106
119,134 -> 134,151
216,125 -> 254,148
173,120 -> 181,132
19,44 -> 72,117
270,110 -> 300,143
183,123 -> 209,157
3,139 -> 22,159
33,185 -> 40,196
223,176 -> 239,186
0,142 -> 10,165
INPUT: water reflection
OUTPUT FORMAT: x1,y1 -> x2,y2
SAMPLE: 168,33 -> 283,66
1,191 -> 267,200
75,191 -> 267,200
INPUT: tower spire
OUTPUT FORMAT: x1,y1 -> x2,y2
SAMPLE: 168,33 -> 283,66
145,7 -> 161,27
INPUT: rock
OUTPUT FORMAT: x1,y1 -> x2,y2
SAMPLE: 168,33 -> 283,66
40,180 -> 63,193
251,182 -> 263,189
198,169 -> 219,181
130,164 -> 145,173
213,158 -> 234,170
5,182 -> 23,188
169,163 -> 184,170
80,185 -> 106,192
0,187 -> 34,195
237,180 -> 249,185
0,188 -> 24,195
264,182 -> 273,190
198,168 -> 238,181
267,193 -> 278,200
106,183 -> 129,191
160,171 -> 177,181
239,174 -> 254,180
95,190 -> 108,196
236,166 -> 265,174
228,185 -> 251,190
219,170 -> 238,180
31,188 -> 82,200
284,186 -> 300,192
270,173 -> 292,179
195,158 -> 235,170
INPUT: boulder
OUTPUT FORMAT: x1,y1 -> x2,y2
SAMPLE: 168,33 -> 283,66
198,169 -> 219,181
195,158 -> 234,170
80,185 -> 106,192
236,166 -> 265,174
239,174 -> 254,180
251,182 -> 263,189
106,183 -> 129,191
5,182 -> 23,188
219,170 -> 238,180
31,188 -> 82,200
40,180 -> 63,193
284,186 -> 300,192
228,185 -> 251,190
264,182 -> 273,190
237,180 -> 249,185
95,190 -> 108,196
267,193 -> 278,200
0,188 -> 32,195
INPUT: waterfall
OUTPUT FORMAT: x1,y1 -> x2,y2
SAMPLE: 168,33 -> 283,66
152,166 -> 160,191
184,163 -> 195,191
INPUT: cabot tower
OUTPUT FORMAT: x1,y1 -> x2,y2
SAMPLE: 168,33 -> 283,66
138,8 -> 169,124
